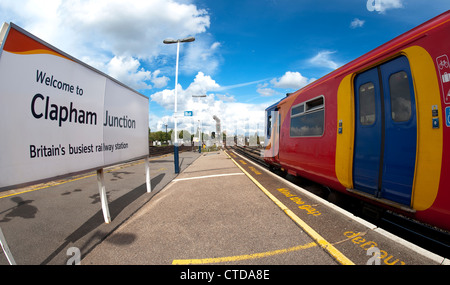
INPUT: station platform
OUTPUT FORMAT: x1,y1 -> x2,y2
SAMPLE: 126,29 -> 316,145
82,149 -> 448,266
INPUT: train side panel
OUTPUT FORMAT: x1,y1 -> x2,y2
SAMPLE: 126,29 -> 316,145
266,11 -> 450,231
277,79 -> 342,190
264,101 -> 281,166
412,17 -> 450,230
334,11 -> 450,230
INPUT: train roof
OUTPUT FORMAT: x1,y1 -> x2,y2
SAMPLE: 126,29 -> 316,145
265,99 -> 284,112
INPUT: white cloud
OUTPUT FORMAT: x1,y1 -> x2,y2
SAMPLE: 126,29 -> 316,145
271,71 -> 314,89
149,71 -> 270,137
0,0 -> 61,38
181,38 -> 222,75
89,56 -> 169,90
211,42 -> 221,50
151,99 -> 268,142
257,87 -> 279,97
187,71 -> 221,95
0,0 -> 212,90
350,18 -> 365,29
251,71 -> 317,98
151,72 -> 220,112
150,70 -> 170,89
309,51 -> 340,70
215,94 -> 235,102
106,56 -> 152,89
217,78 -> 270,91
58,0 -> 210,59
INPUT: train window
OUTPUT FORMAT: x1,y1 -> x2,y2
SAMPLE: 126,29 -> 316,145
389,71 -> 412,122
359,82 -> 376,125
306,97 -> 324,111
290,96 -> 324,137
290,110 -> 324,137
291,104 -> 304,116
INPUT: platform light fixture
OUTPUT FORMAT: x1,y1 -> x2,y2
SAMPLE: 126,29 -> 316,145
163,36 -> 195,173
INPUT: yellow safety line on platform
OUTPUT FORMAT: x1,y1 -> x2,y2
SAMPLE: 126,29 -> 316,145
0,154 -> 172,199
224,150 -> 355,265
172,242 -> 317,265
173,173 -> 244,182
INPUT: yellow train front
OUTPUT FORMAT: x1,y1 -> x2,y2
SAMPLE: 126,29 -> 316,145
264,11 -> 450,232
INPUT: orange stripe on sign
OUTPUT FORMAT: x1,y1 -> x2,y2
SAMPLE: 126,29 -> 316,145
8,49 -> 70,60
3,27 -> 70,61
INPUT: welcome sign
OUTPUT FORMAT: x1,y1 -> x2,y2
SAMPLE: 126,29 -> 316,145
0,23 -> 149,189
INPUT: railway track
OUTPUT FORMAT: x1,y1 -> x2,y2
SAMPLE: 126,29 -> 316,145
229,145 -> 450,260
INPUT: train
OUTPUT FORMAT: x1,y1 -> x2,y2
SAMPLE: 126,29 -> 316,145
263,10 -> 450,232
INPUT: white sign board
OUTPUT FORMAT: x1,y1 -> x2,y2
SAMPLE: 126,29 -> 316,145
0,23 -> 149,190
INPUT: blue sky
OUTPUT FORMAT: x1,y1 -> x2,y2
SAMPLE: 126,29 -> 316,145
151,0 -> 449,134
1,0 -> 449,135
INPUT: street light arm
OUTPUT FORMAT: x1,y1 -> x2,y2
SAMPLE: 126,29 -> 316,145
163,39 -> 178,44
180,37 -> 195,43
163,37 -> 195,44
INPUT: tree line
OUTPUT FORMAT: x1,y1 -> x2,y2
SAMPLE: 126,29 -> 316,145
149,128 -> 213,145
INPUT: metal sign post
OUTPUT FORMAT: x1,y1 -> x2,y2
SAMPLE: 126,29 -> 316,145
96,168 -> 111,224
0,226 -> 16,265
145,157 -> 151,193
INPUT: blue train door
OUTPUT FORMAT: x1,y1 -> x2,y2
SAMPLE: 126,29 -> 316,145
353,67 -> 383,196
353,56 -> 417,206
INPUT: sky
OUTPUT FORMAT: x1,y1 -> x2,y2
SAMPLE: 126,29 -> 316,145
0,0 -> 449,138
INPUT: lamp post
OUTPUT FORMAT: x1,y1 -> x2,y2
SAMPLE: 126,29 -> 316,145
192,95 -> 206,153
165,123 -> 168,143
164,36 -> 195,173
213,115 -> 221,149
198,119 -> 202,153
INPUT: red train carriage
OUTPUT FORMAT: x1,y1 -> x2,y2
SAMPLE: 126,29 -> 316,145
264,10 -> 450,231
